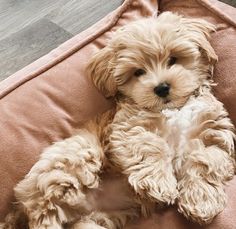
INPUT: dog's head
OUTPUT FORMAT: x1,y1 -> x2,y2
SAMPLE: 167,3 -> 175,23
87,12 -> 217,110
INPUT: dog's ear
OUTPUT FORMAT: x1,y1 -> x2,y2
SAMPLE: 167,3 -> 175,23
157,12 -> 218,64
182,17 -> 218,64
86,46 -> 117,98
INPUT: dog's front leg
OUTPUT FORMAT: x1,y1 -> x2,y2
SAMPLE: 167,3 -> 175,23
109,126 -> 178,205
13,129 -> 104,229
176,108 -> 235,224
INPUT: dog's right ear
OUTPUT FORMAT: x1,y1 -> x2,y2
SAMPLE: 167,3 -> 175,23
86,46 -> 117,98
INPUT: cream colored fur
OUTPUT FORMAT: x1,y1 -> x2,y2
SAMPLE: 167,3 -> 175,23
2,12 -> 235,228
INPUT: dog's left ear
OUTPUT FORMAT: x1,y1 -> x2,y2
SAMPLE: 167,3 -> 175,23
86,46 -> 117,98
182,18 -> 218,64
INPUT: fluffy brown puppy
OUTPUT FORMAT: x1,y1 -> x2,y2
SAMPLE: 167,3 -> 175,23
2,12 -> 235,229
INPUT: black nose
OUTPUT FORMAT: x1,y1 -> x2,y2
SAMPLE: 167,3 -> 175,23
154,83 -> 170,98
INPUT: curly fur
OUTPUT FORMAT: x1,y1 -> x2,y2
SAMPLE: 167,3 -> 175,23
2,12 -> 235,228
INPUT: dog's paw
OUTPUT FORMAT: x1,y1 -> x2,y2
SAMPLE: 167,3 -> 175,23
147,176 -> 178,205
41,176 -> 92,212
53,181 -> 84,205
128,168 -> 178,204
42,176 -> 80,204
178,179 -> 226,224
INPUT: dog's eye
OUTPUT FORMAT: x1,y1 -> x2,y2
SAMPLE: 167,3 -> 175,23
134,69 -> 146,77
168,56 -> 177,66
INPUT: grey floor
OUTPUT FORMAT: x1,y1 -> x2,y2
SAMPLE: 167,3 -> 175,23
0,0 -> 235,81
0,0 -> 123,80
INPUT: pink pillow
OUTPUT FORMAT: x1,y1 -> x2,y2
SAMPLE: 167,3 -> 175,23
0,0 -> 235,228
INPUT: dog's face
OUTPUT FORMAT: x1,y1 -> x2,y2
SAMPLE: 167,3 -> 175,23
87,12 -> 217,111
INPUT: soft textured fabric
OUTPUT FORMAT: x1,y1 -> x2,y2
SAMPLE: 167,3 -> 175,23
0,0 -> 235,228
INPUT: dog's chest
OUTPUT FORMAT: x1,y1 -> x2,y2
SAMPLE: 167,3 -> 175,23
161,97 -> 208,150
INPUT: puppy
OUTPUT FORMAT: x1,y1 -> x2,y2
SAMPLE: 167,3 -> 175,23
2,12 -> 235,229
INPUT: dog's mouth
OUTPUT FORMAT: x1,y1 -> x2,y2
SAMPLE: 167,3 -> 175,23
163,98 -> 171,104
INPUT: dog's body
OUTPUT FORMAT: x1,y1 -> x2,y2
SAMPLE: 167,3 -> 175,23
2,12 -> 235,229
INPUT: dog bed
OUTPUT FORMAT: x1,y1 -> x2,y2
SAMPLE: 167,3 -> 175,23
0,0 -> 235,228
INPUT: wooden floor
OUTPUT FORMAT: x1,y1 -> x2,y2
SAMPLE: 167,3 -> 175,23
0,0 -> 123,80
0,0 -> 235,80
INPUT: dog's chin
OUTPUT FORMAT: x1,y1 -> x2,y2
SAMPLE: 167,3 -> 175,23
162,96 -> 190,110
140,95 -> 191,112
130,88 -> 195,112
